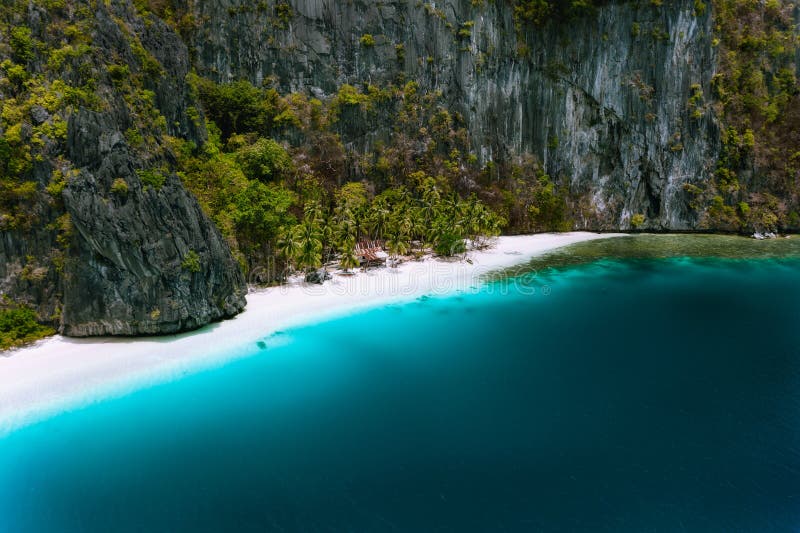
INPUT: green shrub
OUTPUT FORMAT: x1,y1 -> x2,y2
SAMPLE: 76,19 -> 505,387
433,232 -> 467,257
512,0 -> 599,27
10,26 -> 35,63
531,174 -> 569,231
0,306 -> 54,351
359,34 -> 376,47
0,137 -> 11,173
110,178 -> 129,196
194,77 -> 278,140
1,60 -> 28,87
137,168 -> 167,189
693,0 -> 706,16
737,202 -> 751,217
232,181 -> 297,242
107,64 -> 130,85
131,40 -> 162,78
181,250 -> 201,273
275,2 -> 293,24
235,138 -> 293,182
336,84 -> 368,106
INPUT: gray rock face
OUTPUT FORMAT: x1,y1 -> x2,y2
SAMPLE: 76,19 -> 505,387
0,0 -> 728,338
29,106 -> 50,126
190,0 -> 718,229
0,0 -> 246,337
60,109 -> 246,337
305,268 -> 331,284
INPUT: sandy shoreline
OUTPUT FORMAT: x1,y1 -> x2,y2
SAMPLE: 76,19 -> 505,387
0,232 -> 621,434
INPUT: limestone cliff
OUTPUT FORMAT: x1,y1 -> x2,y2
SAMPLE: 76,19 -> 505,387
1,0 -> 797,339
0,0 -> 246,336
190,0 -> 719,229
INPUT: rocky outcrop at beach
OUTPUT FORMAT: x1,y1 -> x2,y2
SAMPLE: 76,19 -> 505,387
0,1 -> 246,336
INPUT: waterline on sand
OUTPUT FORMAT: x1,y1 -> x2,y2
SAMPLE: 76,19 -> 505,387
3,249 -> 800,531
0,232 -> 621,435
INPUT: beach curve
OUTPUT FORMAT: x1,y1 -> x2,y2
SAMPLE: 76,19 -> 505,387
0,232 -> 622,434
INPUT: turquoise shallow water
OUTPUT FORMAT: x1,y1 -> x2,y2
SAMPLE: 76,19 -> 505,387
2,239 -> 800,532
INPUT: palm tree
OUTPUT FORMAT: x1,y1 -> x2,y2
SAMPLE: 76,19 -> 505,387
276,226 -> 302,276
304,201 -> 324,223
385,231 -> 410,267
397,210 -> 414,235
294,219 -> 323,273
420,181 -> 441,211
334,210 -> 358,247
367,201 -> 391,241
338,237 -> 360,273
474,205 -> 496,247
318,214 -> 336,264
408,205 -> 426,249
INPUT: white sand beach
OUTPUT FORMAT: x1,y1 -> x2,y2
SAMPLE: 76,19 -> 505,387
0,232 -> 621,433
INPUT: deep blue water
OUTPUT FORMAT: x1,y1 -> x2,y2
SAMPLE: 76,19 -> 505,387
2,254 -> 800,532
